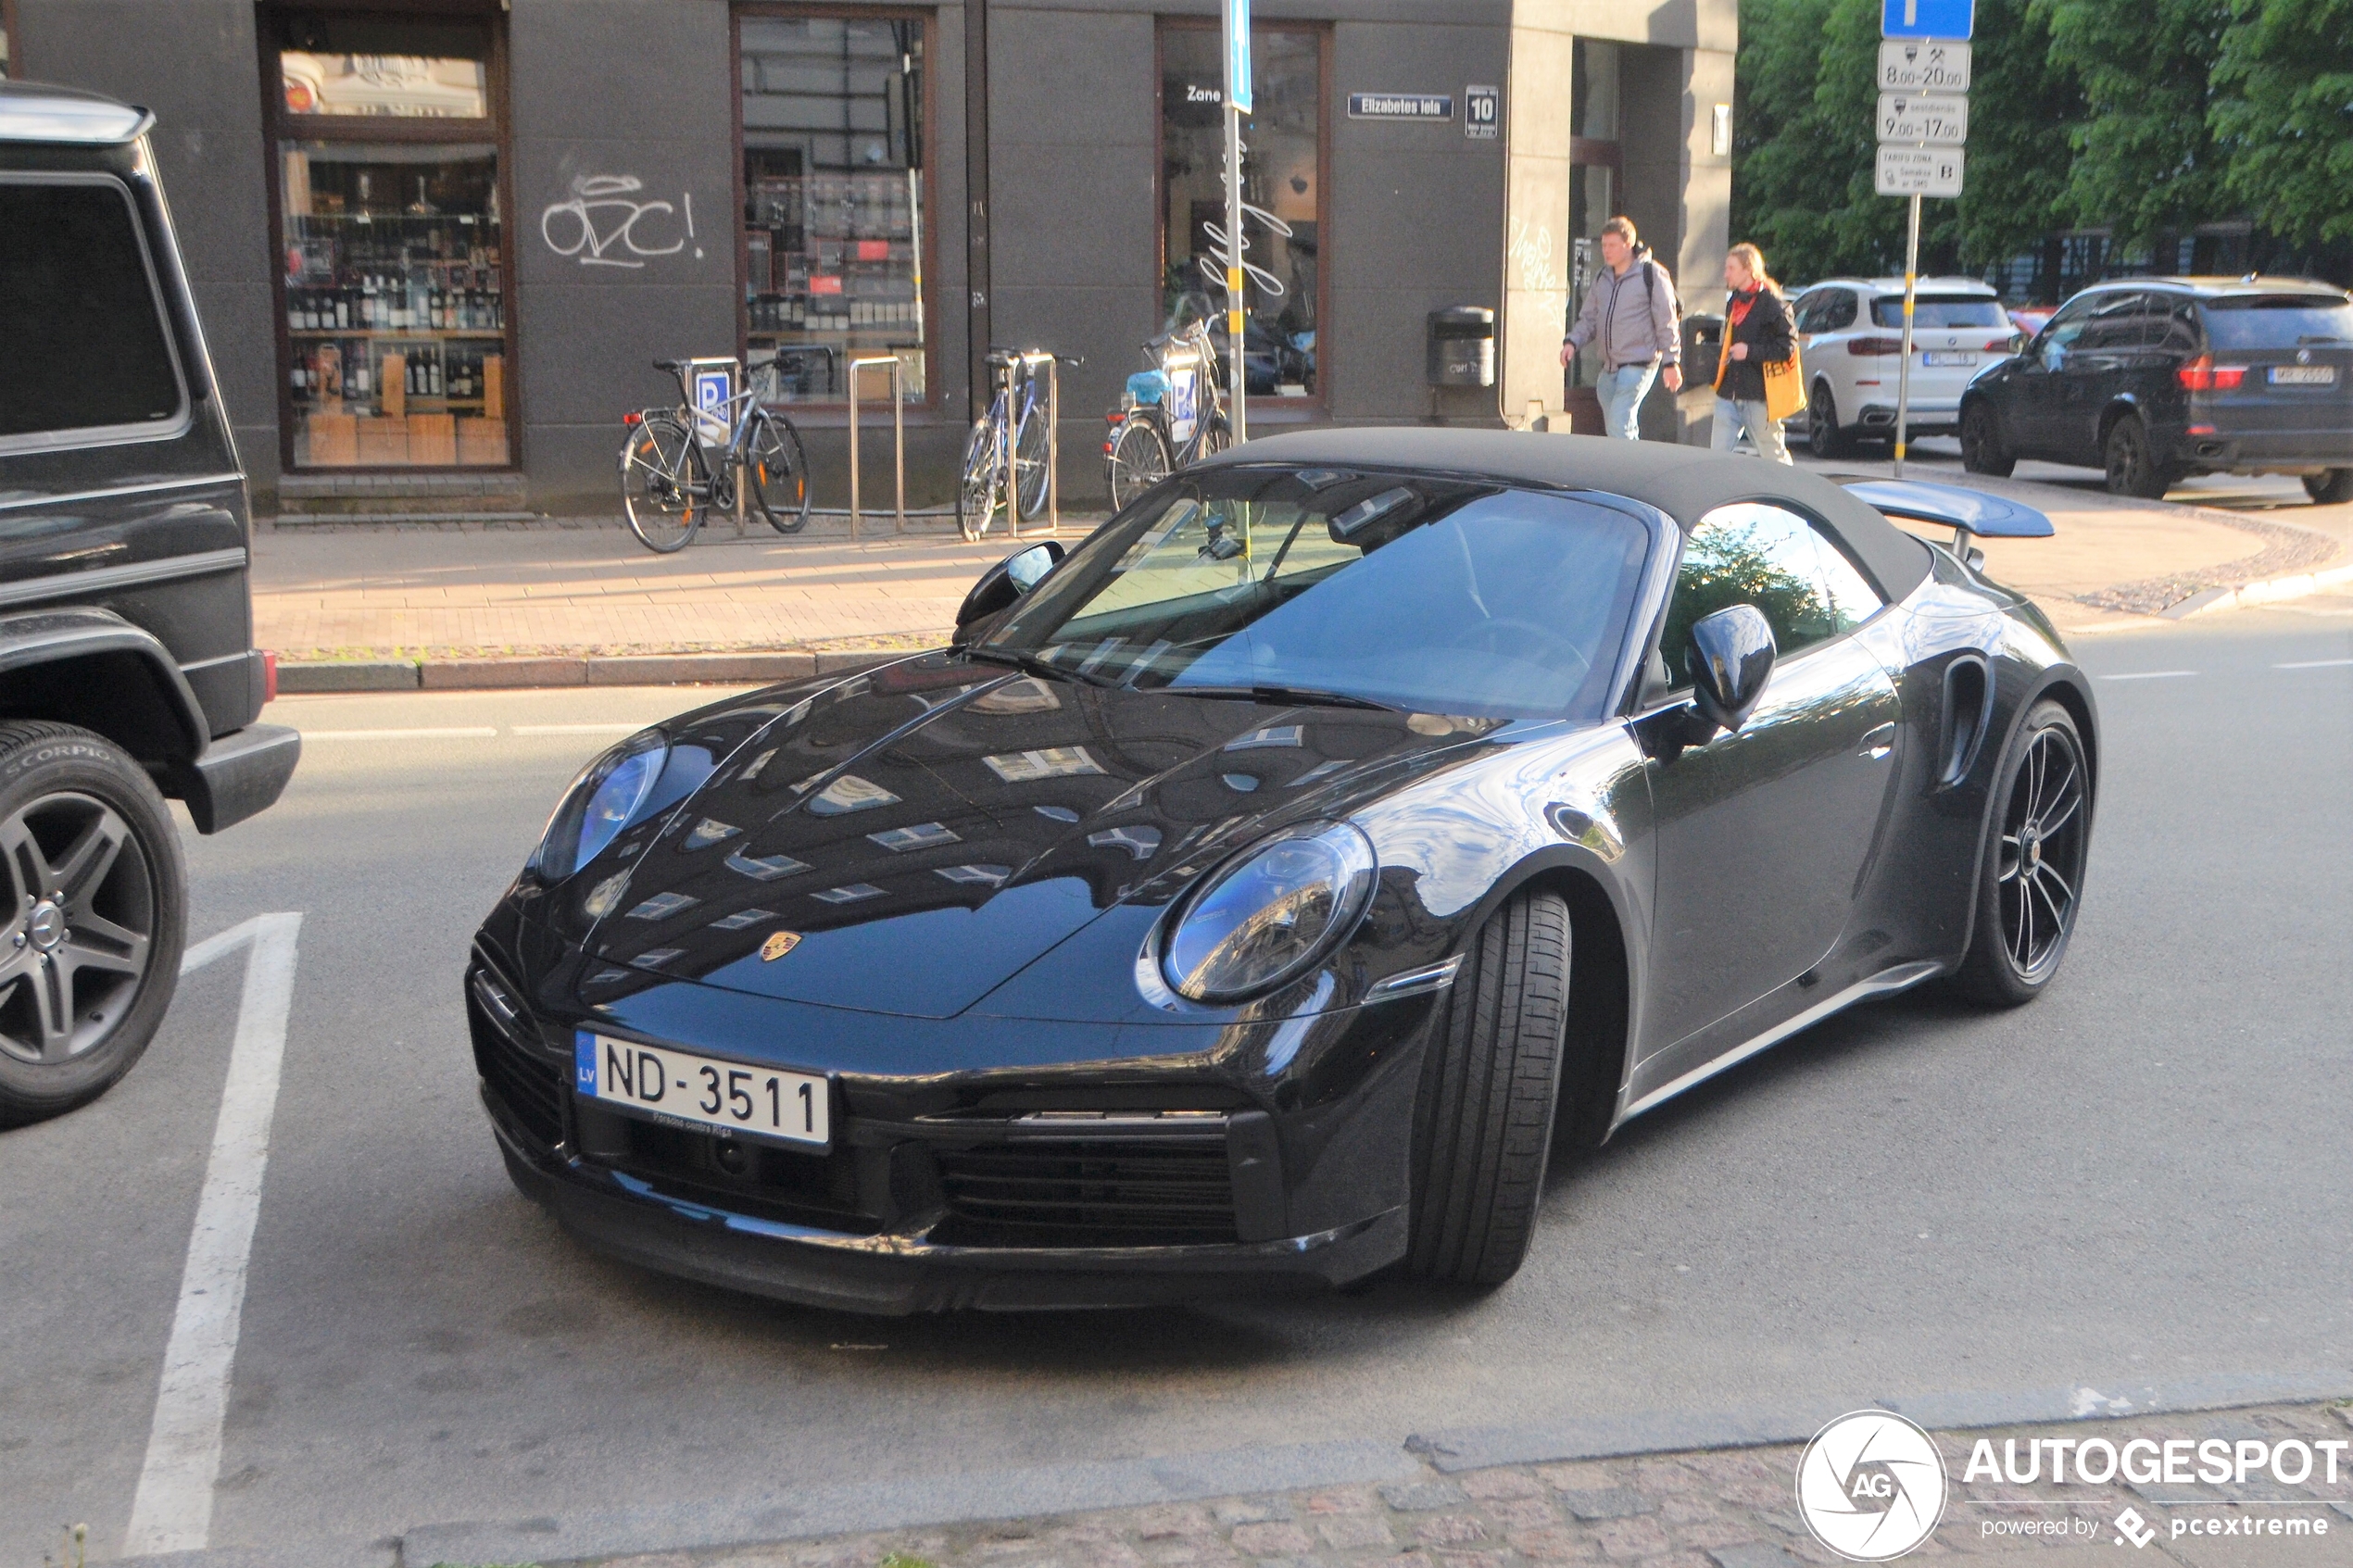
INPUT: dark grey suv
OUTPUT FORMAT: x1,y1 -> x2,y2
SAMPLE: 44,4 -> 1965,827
0,82 -> 298,1123
1959,277 -> 2353,501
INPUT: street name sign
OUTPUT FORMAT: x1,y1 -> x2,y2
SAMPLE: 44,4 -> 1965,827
1881,0 -> 1975,38
1224,0 -> 1252,113
1879,39 -> 1970,91
1347,93 -> 1454,121
1876,144 -> 1964,197
1877,91 -> 1969,145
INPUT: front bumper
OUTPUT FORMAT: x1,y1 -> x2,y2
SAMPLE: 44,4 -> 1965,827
492,1105 -> 1405,1313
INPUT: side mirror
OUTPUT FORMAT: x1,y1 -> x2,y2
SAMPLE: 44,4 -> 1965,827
954,540 -> 1065,633
1688,604 -> 1776,734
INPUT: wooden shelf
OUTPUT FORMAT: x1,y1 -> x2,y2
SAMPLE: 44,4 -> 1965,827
288,328 -> 505,340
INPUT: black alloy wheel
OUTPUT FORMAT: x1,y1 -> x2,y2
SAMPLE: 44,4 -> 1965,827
2303,469 -> 2353,506
0,722 -> 186,1125
1808,383 -> 1856,458
1959,399 -> 2016,477
1408,889 -> 1575,1287
2102,413 -> 2171,499
1951,700 -> 2090,1006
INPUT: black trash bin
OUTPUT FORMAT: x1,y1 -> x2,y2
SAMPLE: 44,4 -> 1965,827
1683,313 -> 1724,389
1427,307 -> 1496,388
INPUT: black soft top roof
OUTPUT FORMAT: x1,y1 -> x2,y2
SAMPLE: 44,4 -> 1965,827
1201,428 -> 1934,601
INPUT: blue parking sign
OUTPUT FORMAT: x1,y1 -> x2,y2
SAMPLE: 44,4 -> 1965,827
1882,0 -> 1973,37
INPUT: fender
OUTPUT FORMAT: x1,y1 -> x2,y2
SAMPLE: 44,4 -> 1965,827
1950,661 -> 2099,972
0,605 -> 209,759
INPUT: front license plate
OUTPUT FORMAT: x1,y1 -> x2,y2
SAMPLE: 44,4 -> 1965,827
575,1032 -> 830,1148
2269,365 -> 2336,385
1922,351 -> 1977,367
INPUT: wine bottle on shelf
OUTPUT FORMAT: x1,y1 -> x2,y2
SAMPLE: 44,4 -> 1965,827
334,290 -> 350,330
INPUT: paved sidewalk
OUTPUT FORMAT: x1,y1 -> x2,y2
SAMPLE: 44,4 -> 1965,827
250,453 -> 2349,681
541,1399 -> 2353,1568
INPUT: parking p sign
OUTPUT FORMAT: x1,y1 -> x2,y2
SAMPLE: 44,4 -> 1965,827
1881,0 -> 1974,37
692,364 -> 733,445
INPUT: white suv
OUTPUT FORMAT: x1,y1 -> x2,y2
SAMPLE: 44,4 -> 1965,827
1789,277 -> 2021,457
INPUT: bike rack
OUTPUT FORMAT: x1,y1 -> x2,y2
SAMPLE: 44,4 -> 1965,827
846,356 -> 907,541
1006,350 -> 1061,538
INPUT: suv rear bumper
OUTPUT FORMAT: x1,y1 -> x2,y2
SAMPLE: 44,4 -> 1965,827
2165,428 -> 2353,472
1856,400 -> 1959,436
174,722 -> 301,833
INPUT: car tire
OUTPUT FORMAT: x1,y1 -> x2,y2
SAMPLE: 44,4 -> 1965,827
1959,399 -> 2016,477
1407,889 -> 1570,1287
0,721 -> 187,1127
1949,700 -> 2090,1008
2303,469 -> 2353,506
1807,383 -> 1856,458
2102,413 -> 2172,499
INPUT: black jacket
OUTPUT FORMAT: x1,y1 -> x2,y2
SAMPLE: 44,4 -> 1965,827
1718,285 -> 1794,404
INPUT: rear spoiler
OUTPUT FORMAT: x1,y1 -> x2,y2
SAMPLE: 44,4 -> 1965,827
1838,479 -> 2053,555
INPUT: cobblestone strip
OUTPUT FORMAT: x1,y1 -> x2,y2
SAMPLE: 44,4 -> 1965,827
553,1402 -> 2353,1568
2073,509 -> 2342,614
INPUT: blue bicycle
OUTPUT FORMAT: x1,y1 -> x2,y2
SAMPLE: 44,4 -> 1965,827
960,347 -> 1078,541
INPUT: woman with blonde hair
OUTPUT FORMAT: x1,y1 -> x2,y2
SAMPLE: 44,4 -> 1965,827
1711,242 -> 1795,463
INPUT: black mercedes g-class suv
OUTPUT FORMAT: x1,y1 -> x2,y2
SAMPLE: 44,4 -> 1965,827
0,82 -> 298,1123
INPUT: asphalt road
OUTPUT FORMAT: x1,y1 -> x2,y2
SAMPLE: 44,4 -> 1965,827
4,598 -> 2349,1563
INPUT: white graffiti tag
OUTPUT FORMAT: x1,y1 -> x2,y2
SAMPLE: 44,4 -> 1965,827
540,175 -> 699,268
1198,200 -> 1295,301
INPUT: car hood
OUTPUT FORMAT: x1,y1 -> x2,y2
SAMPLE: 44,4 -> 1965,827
574,654 -> 1508,1019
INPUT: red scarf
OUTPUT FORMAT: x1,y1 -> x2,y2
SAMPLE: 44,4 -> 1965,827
1728,286 -> 1759,330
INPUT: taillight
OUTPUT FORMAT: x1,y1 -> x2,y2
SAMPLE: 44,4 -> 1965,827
2177,356 -> 2246,391
1849,336 -> 1905,357
622,410 -> 643,425
1986,337 -> 2018,354
262,650 -> 279,705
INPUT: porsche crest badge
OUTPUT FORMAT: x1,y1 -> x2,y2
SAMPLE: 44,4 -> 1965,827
761,931 -> 803,962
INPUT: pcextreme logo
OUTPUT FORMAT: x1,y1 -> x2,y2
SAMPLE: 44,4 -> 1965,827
1796,1411 -> 1950,1561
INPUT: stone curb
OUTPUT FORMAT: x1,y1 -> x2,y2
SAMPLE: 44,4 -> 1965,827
278,650 -> 896,694
2160,559 -> 2353,620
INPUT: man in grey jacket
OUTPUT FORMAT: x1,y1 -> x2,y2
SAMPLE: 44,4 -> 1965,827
1559,216 -> 1682,439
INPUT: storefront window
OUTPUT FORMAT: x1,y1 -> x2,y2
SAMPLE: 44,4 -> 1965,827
739,14 -> 927,404
1567,39 -> 1622,393
1159,24 -> 1323,401
267,11 -> 511,469
1,1 -> 15,80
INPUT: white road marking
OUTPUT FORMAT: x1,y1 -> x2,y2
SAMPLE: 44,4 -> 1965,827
2274,657 -> 2353,670
123,913 -> 304,1555
511,722 -> 650,735
299,726 -> 498,739
2098,671 -> 2198,682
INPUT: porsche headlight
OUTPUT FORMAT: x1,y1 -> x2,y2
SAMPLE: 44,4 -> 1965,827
530,732 -> 670,881
1162,822 -> 1378,1003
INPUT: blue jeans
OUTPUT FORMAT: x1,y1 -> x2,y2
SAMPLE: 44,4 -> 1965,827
1595,361 -> 1659,440
1711,395 -> 1793,463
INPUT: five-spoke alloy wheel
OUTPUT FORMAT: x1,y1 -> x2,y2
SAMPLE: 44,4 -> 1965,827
0,722 -> 184,1124
1953,700 -> 2090,1005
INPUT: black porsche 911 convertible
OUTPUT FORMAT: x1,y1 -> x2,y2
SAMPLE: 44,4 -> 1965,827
466,430 -> 2095,1313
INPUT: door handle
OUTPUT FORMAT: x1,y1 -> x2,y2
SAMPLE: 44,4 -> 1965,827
1860,722 -> 1897,759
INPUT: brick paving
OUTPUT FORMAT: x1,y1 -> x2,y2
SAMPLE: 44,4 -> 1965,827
556,1401 -> 2353,1568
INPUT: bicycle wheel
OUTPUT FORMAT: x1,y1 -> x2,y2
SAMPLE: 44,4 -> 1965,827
959,417 -> 1005,541
621,414 -> 706,553
1012,400 -> 1051,521
1198,412 -> 1234,460
1106,415 -> 1173,510
745,410 -> 812,534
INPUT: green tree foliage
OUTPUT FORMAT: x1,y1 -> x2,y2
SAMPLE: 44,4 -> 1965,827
1951,0 -> 2083,266
2209,0 -> 2353,245
2033,0 -> 2232,245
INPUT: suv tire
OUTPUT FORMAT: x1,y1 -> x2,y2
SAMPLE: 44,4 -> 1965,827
0,722 -> 186,1126
1959,400 -> 2016,477
1808,384 -> 1857,458
2303,469 -> 2353,506
2103,413 -> 2173,499
1408,890 -> 1571,1288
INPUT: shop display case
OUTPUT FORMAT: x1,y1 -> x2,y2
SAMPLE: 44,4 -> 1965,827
280,144 -> 509,467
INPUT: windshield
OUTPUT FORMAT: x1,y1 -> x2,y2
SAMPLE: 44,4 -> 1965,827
979,468 -> 1656,722
2198,295 -> 2353,350
1871,295 -> 2006,329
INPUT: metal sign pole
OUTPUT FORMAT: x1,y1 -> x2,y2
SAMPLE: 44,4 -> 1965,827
1894,193 -> 1919,478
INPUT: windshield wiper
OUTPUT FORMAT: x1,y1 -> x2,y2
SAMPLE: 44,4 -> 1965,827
1173,684 -> 1403,713
962,646 -> 1118,687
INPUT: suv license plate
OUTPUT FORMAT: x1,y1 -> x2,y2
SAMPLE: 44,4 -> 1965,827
1922,351 -> 1977,367
2270,365 -> 2336,385
576,1032 -> 830,1148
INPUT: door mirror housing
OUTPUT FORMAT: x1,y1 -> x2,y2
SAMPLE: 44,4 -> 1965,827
1687,604 -> 1776,734
954,540 -> 1065,634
